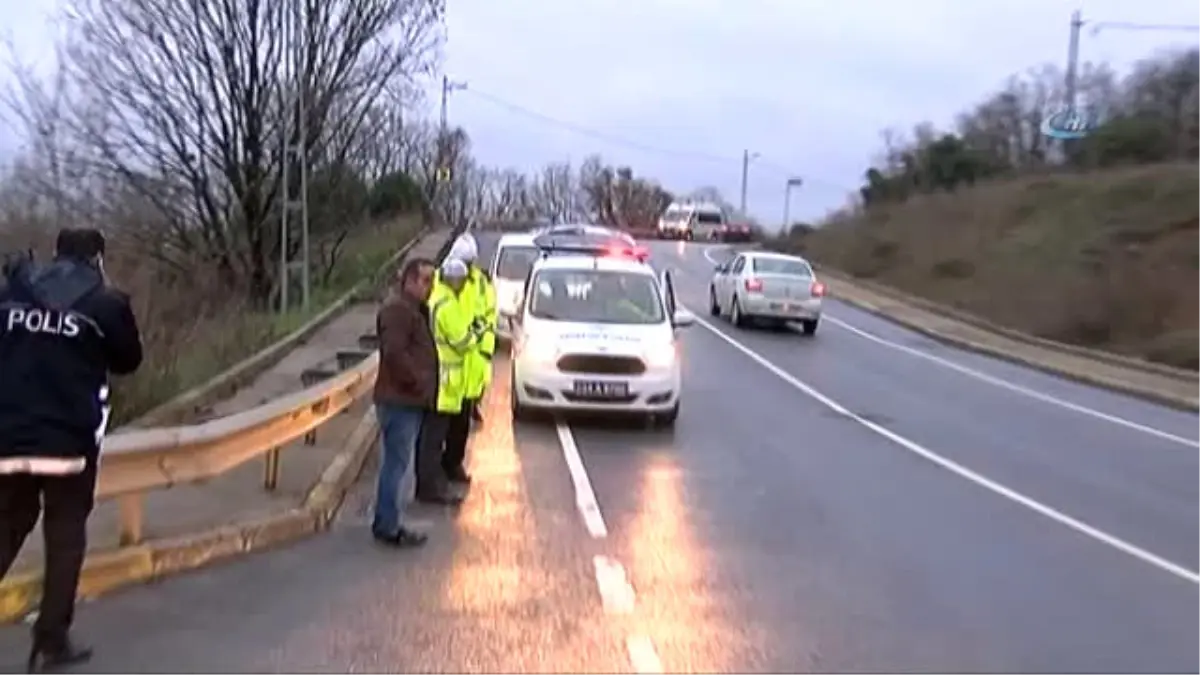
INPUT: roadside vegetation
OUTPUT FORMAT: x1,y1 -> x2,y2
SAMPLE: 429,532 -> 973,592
0,0 -> 442,423
0,0 -> 702,424
772,47 -> 1199,370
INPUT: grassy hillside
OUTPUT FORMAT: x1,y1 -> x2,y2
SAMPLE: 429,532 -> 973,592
778,163 -> 1199,370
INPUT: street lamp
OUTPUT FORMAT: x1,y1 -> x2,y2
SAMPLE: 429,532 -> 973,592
1065,11 -> 1199,107
782,177 -> 803,231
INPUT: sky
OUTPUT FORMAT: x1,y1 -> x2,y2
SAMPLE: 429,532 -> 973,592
3,0 -> 1199,227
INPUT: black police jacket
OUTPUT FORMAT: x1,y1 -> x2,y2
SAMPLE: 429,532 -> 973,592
0,256 -> 143,473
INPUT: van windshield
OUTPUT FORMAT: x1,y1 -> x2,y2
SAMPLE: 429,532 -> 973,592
660,210 -> 687,223
495,246 -> 539,281
528,269 -> 665,324
695,211 -> 723,225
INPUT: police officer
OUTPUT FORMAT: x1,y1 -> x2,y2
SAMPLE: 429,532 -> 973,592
0,228 -> 143,671
413,258 -> 476,505
441,235 -> 495,486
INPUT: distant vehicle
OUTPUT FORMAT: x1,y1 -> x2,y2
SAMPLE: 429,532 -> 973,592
509,232 -> 693,427
709,251 -> 825,335
490,232 -> 541,342
657,201 -> 733,241
716,221 -> 754,243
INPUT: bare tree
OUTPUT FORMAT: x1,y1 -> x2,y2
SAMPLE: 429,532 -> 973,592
53,0 -> 444,302
530,161 -> 576,222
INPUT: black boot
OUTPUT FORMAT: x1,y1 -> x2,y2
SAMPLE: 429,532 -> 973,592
27,637 -> 92,673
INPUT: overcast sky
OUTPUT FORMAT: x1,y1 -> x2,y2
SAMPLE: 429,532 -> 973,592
3,0 -> 1198,226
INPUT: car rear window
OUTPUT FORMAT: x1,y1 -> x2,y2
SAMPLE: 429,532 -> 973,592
751,257 -> 813,276
495,246 -> 539,280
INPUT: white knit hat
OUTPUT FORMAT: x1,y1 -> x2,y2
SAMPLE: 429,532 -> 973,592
448,234 -> 478,262
440,258 -> 469,279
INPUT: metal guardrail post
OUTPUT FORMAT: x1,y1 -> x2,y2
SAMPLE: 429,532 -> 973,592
264,447 -> 282,490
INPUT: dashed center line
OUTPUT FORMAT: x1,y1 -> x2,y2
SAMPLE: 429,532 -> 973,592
627,635 -> 665,673
555,421 -> 664,672
593,555 -> 636,614
555,421 -> 608,538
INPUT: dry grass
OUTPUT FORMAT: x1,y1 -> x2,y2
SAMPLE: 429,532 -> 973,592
2,216 -> 423,424
780,163 -> 1199,370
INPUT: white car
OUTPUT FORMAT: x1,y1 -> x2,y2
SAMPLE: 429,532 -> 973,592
709,251 -> 825,334
510,239 -> 693,427
490,232 -> 541,341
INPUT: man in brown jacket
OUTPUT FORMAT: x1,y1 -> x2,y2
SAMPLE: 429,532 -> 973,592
371,256 -> 438,547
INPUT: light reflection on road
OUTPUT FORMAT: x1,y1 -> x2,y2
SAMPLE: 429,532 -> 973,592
622,457 -> 748,673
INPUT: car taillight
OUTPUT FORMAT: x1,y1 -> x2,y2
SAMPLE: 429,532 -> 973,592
810,281 -> 826,297
745,278 -> 763,293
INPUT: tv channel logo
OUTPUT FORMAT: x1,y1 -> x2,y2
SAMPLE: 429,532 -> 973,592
1041,106 -> 1102,140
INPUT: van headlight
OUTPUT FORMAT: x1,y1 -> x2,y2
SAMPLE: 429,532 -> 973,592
644,341 -> 677,368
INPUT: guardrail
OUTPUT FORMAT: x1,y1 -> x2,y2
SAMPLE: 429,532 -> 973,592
95,221 -> 466,548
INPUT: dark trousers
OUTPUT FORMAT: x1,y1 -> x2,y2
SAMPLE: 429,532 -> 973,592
0,464 -> 97,647
414,411 -> 451,497
443,398 -> 476,476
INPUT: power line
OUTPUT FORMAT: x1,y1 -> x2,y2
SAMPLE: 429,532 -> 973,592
1088,21 -> 1200,34
459,86 -> 857,196
461,87 -> 741,164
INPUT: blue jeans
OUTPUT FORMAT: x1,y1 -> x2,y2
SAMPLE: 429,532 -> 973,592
372,403 -> 423,536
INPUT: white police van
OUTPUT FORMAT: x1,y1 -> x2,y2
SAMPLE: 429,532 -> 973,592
509,232 -> 693,427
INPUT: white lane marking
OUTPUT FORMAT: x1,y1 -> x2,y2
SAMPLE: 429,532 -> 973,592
699,243 -> 1196,447
701,246 -> 725,266
555,421 -> 608,538
824,315 -> 1199,449
626,635 -> 664,673
593,555 -> 636,614
689,308 -> 1200,586
556,424 -> 665,673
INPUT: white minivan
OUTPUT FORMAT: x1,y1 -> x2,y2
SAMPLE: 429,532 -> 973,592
656,201 -> 725,240
489,232 -> 541,342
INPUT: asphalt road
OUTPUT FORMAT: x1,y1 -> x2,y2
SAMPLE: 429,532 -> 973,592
2,234 -> 1196,673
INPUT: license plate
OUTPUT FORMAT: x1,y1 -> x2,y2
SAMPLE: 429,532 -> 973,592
572,380 -> 629,399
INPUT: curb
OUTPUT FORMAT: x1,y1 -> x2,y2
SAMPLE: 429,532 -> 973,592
815,267 -> 1197,383
128,222 -> 432,428
824,278 -> 1199,412
0,405 -> 379,625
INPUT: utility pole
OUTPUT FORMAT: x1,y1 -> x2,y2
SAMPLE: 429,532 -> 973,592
279,0 -> 310,313
782,177 -> 803,231
436,75 -> 467,226
1064,9 -> 1084,110
739,149 -> 759,216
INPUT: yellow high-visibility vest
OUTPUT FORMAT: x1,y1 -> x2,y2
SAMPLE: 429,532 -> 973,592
427,281 -> 477,414
463,267 -> 497,400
